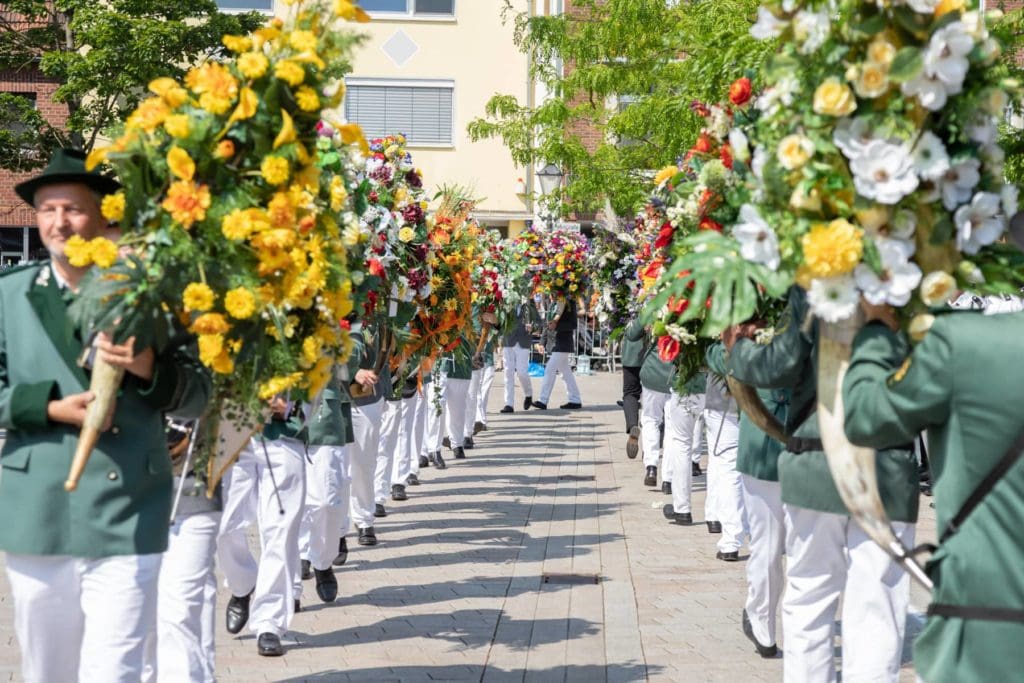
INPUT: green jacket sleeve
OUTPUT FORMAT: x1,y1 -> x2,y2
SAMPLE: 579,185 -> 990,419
625,319 -> 645,342
843,321 -> 952,449
705,342 -> 726,376
137,340 -> 211,418
727,291 -> 812,389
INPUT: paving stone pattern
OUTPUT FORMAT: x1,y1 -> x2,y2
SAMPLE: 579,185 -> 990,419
0,371 -> 936,682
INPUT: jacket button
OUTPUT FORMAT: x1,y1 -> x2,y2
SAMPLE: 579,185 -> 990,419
111,426 -> 120,435
108,471 -> 119,481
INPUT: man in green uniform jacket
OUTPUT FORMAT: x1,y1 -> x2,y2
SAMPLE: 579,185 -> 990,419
0,149 -> 212,682
621,317 -> 647,458
637,336 -> 676,489
843,307 -> 1024,683
725,286 -> 919,682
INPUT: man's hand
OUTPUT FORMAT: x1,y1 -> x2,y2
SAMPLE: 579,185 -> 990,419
860,299 -> 900,331
96,333 -> 155,382
355,369 -> 378,389
722,323 -> 758,351
47,391 -> 114,430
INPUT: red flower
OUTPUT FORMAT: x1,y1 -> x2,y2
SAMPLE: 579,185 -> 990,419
641,258 -> 665,282
667,296 -> 689,314
698,188 -> 719,214
690,100 -> 711,117
729,77 -> 753,106
720,143 -> 733,170
699,217 -> 723,232
654,222 -> 674,249
705,297 -> 713,309
339,319 -> 351,331
693,134 -> 713,154
367,258 -> 385,277
657,335 -> 680,362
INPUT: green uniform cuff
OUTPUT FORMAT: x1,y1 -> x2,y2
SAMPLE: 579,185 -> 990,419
136,360 -> 179,411
10,381 -> 57,430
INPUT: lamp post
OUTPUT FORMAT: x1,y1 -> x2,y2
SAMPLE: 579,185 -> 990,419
536,163 -> 563,229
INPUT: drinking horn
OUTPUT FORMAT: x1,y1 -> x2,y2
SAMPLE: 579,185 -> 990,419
65,353 -> 124,491
817,314 -> 933,589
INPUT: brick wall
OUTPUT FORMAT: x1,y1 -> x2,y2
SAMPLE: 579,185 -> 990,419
0,69 -> 68,228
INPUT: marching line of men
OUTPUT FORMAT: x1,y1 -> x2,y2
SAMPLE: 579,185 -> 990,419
0,149 -> 591,682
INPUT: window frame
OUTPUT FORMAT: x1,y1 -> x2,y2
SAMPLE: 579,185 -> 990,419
360,0 -> 457,22
213,0 -> 274,15
345,77 -> 456,149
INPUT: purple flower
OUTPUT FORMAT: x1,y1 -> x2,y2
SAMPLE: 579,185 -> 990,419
402,203 -> 424,225
405,170 -> 422,189
370,164 -> 393,184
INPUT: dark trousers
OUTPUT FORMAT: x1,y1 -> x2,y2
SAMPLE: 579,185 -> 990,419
622,365 -> 642,433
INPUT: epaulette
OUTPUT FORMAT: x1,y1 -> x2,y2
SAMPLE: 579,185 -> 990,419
0,260 -> 41,278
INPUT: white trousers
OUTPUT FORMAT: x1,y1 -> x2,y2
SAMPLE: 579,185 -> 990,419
393,394 -> 420,485
349,399 -> 383,530
538,351 -> 581,404
472,364 -> 495,425
741,476 -> 785,648
424,376 -> 446,454
782,505 -> 914,683
703,408 -> 746,553
639,388 -> 669,471
375,400 -> 402,503
466,369 -> 483,439
6,552 -> 162,683
217,436 -> 306,637
445,377 -> 471,445
667,392 -> 705,513
147,511 -> 220,683
502,346 -> 532,407
409,391 -> 426,474
692,396 -> 707,462
299,444 -> 349,572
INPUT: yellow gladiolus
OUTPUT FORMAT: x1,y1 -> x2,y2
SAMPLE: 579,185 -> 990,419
273,109 -> 297,150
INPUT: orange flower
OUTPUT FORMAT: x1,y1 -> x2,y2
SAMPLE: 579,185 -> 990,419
126,97 -> 170,133
191,313 -> 231,335
161,181 -> 211,228
185,62 -> 238,115
729,77 -> 753,106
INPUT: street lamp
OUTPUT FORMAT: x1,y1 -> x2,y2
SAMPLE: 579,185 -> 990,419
536,163 -> 563,229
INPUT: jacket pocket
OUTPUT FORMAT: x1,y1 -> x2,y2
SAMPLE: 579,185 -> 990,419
0,446 -> 31,472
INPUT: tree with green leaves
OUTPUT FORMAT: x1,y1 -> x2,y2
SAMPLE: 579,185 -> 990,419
467,0 -> 773,217
0,0 -> 264,171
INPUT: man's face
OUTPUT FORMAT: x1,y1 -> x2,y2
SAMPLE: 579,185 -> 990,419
34,183 -> 105,262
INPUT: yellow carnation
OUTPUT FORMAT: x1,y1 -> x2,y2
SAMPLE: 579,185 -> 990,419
198,334 -> 234,374
274,60 -> 305,86
258,372 -> 304,400
329,175 -> 347,212
89,237 -> 118,269
295,86 -> 320,112
161,181 -> 211,228
185,62 -> 238,115
64,235 -> 93,268
224,287 -> 257,319
148,78 -> 190,109
289,30 -> 318,53
183,282 -> 216,312
261,156 -> 291,186
813,77 -> 857,117
301,335 -> 320,367
126,97 -> 170,133
222,208 -> 268,241
101,192 -> 126,222
237,52 -> 269,80
190,312 -> 231,335
398,226 -> 416,242
801,219 -> 864,279
222,35 -> 252,53
777,134 -> 814,171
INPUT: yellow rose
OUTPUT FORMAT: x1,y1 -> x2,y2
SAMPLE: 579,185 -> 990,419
789,185 -> 822,213
919,271 -> 957,306
183,282 -> 216,312
167,146 -> 195,182
854,205 -> 890,233
164,114 -> 191,139
399,226 -> 416,242
813,77 -> 857,117
801,219 -> 864,279
777,134 -> 814,171
854,62 -> 889,99
908,314 -> 936,343
237,52 -> 269,80
274,60 -> 305,86
224,287 -> 258,319
261,156 -> 291,186
867,38 -> 896,67
101,192 -> 126,222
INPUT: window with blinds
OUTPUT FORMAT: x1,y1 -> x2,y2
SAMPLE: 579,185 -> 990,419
214,0 -> 273,11
345,83 -> 454,146
361,0 -> 455,15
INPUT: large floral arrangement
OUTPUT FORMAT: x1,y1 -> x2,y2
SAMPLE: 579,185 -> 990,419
472,233 -> 532,333
659,1 -> 1024,335
588,221 -> 640,337
515,225 -> 590,300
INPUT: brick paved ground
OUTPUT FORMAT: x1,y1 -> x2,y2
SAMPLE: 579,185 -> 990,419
0,370 -> 936,682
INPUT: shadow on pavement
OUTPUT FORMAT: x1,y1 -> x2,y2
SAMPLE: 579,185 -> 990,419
274,661 -> 656,682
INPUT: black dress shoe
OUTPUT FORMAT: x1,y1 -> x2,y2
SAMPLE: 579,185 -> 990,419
314,568 -> 338,603
742,609 -> 779,658
294,599 -> 300,613
225,591 -> 252,634
374,503 -> 387,517
692,462 -> 703,477
257,632 -> 284,657
463,436 -> 475,450
616,399 -> 624,407
474,420 -> 485,434
333,537 -> 348,566
524,396 -> 533,410
707,521 -> 722,534
358,527 -> 377,546
643,466 -> 657,487
532,401 -> 547,410
453,446 -> 466,460
560,402 -> 582,409
716,550 -> 740,562
662,504 -> 693,525
407,473 -> 421,486
391,484 -> 408,501
418,454 -> 429,468
301,558 -> 312,580
661,481 -> 672,495
434,451 -> 447,470
500,405 -> 514,414
626,426 -> 640,460
442,436 -> 451,449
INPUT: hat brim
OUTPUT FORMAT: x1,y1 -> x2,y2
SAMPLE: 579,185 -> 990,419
15,172 -> 121,208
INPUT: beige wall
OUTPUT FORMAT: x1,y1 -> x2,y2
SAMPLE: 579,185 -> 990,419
294,0 -> 536,225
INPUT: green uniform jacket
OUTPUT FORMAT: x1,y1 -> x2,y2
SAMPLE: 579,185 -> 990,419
844,313 -> 1024,683
639,342 -> 675,394
446,337 -> 474,380
0,263 -> 211,558
726,287 -> 918,522
680,371 -> 707,396
621,318 -> 647,368
307,377 -> 351,446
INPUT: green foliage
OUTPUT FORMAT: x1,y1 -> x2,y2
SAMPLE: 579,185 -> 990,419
0,0 -> 264,170
467,0 -> 773,216
995,4 -> 1024,187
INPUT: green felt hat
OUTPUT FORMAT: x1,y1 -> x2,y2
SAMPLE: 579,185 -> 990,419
14,148 -> 121,206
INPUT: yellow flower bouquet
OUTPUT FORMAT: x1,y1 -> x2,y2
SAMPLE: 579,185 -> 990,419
68,0 -> 371,492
